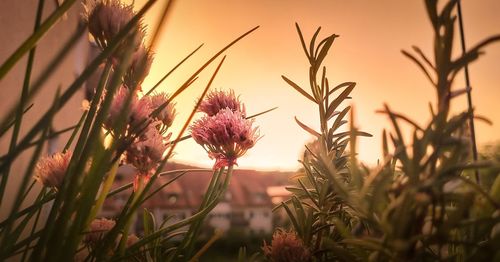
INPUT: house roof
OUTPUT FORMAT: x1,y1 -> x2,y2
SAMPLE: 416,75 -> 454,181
102,162 -> 294,213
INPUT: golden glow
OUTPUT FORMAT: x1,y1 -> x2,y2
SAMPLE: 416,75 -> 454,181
131,0 -> 500,171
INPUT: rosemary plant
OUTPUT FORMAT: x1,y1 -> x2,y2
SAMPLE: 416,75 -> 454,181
271,0 -> 500,261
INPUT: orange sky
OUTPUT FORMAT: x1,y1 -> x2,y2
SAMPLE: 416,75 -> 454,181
131,0 -> 500,171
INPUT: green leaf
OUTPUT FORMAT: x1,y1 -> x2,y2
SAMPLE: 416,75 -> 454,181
0,0 -> 78,80
282,75 -> 316,103
295,23 -> 310,60
401,49 -> 436,86
326,82 -> 355,118
314,35 -> 337,71
143,209 -> 156,237
145,43 -> 204,95
330,106 -> 351,129
297,179 -> 319,208
295,117 -> 320,137
309,27 -> 322,60
170,26 -> 259,100
281,202 -> 301,235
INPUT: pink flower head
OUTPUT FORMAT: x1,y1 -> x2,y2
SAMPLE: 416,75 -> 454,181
124,44 -> 154,89
83,0 -> 144,52
190,108 -> 259,169
126,234 -> 139,247
147,92 -> 176,128
198,89 -> 246,117
126,127 -> 169,181
34,151 -> 72,188
129,95 -> 154,132
262,229 -> 312,262
85,218 -> 116,244
105,86 -> 138,131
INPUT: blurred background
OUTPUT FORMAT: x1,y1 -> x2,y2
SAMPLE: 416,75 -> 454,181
128,0 -> 500,171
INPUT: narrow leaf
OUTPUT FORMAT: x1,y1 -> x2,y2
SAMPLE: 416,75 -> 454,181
282,75 -> 316,103
326,82 -> 355,117
295,116 -> 320,137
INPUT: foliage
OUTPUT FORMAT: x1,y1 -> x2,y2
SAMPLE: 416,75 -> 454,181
276,0 -> 500,261
0,0 -> 261,261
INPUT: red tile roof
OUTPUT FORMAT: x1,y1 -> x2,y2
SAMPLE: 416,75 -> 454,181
103,163 -> 294,213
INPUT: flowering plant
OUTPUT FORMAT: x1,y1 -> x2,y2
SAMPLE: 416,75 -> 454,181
0,0 -> 262,261
266,1 -> 500,261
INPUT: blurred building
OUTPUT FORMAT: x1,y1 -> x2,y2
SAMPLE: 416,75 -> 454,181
102,163 -> 293,238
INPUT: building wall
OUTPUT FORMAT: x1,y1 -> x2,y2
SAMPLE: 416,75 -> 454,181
0,1 -> 88,219
244,207 -> 273,235
207,202 -> 231,232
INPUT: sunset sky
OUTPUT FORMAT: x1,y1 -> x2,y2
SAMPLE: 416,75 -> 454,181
131,0 -> 500,171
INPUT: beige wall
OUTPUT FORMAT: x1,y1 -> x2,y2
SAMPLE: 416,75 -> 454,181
0,1 -> 88,220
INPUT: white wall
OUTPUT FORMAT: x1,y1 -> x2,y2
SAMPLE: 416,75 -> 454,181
245,207 -> 272,235
208,202 -> 231,232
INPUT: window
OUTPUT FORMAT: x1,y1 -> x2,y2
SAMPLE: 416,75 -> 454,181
168,194 -> 178,204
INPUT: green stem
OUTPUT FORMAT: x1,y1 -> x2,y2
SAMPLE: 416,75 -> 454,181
0,25 -> 86,134
57,72 -> 129,260
20,188 -> 47,262
0,0 -> 76,80
64,112 -> 88,151
85,160 -> 119,228
145,44 -> 203,96
0,0 -> 45,209
179,168 -> 223,256
118,178 -> 144,255
185,165 -> 233,260
121,168 -> 234,260
0,89 -> 59,256
20,180 -> 37,204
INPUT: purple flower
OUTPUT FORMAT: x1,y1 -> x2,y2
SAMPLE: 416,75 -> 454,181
85,218 -> 116,244
83,0 -> 144,52
104,86 -> 156,135
129,95 -> 154,132
190,108 -> 259,169
198,89 -> 246,117
262,229 -> 312,262
104,86 -> 138,132
146,92 -> 176,128
124,44 -> 154,90
125,127 -> 169,190
126,234 -> 139,247
34,151 -> 72,189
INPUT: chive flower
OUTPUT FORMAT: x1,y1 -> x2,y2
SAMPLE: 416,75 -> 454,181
262,229 -> 312,262
124,44 -> 154,90
83,0 -> 144,52
34,151 -> 72,189
125,127 -> 169,190
147,92 -> 176,129
129,95 -> 154,132
190,108 -> 259,169
85,218 -> 116,244
104,86 -> 137,132
198,89 -> 246,117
